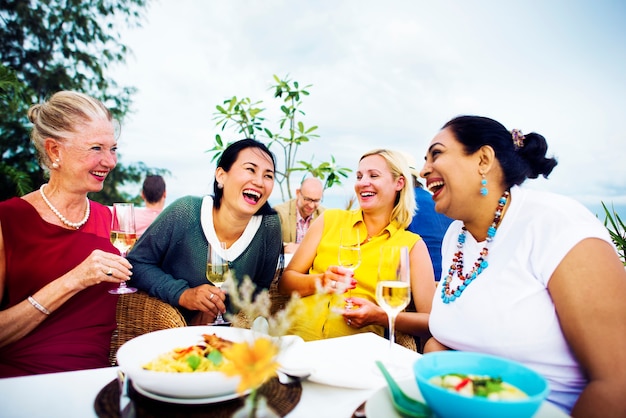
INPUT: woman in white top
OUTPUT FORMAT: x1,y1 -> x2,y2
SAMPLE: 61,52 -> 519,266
420,115 -> 626,416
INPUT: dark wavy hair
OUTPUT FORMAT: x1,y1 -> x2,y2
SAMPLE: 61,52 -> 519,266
442,116 -> 558,188
213,138 -> 276,215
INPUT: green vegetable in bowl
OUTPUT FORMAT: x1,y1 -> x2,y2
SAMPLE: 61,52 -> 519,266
430,374 -> 528,400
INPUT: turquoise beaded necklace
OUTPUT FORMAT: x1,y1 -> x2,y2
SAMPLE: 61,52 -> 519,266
441,190 -> 510,304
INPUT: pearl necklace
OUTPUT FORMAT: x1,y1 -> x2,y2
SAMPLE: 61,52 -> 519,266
441,190 -> 509,304
39,184 -> 90,229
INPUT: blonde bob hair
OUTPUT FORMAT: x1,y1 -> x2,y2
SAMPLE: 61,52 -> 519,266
359,148 -> 416,229
27,90 -> 114,170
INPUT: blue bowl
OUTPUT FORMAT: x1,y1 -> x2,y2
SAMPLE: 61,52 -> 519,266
413,351 -> 549,418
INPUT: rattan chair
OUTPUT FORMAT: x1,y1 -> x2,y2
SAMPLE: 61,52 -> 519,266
395,331 -> 418,352
108,290 -> 187,366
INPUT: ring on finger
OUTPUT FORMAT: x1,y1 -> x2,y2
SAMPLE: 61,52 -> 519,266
330,280 -> 337,289
347,319 -> 352,326
106,268 -> 113,276
209,293 -> 215,300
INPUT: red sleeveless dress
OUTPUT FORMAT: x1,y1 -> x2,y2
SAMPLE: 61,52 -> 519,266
0,197 -> 119,377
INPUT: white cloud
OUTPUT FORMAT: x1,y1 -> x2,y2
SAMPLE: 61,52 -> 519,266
110,0 -> 626,217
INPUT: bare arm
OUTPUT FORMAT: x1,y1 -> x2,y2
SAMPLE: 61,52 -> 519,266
278,215 -> 353,296
0,222 -> 132,348
550,238 -> 626,417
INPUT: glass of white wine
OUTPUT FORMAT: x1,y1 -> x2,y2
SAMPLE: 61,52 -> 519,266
206,241 -> 230,325
109,203 -> 137,294
338,227 -> 361,309
376,246 -> 411,354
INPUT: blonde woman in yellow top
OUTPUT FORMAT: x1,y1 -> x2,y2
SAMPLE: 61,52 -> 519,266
279,149 -> 436,341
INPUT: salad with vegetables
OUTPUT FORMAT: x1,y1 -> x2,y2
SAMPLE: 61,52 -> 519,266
430,373 -> 528,400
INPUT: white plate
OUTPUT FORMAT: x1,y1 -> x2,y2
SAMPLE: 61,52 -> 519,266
132,380 -> 248,405
279,333 -> 418,389
365,378 -> 571,418
117,326 -> 300,399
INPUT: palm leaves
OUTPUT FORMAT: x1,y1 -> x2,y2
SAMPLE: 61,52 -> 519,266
601,202 -> 626,265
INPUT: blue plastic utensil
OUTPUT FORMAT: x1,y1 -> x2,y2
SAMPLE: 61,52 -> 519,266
375,361 -> 432,418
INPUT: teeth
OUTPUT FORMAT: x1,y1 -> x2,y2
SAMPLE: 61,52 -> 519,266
360,192 -> 375,197
244,189 -> 260,198
92,171 -> 107,177
427,181 -> 444,193
243,189 -> 261,202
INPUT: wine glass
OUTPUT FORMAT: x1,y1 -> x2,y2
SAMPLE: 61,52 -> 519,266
109,203 -> 138,294
206,241 -> 230,325
338,227 -> 361,309
375,246 -> 411,369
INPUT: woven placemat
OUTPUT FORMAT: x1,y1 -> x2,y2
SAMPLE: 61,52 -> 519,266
94,376 -> 302,418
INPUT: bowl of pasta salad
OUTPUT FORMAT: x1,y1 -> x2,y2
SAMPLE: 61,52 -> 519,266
117,326 -> 263,399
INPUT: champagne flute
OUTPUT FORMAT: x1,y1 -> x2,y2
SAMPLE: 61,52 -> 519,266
338,227 -> 361,309
206,241 -> 230,325
109,203 -> 138,294
376,246 -> 411,356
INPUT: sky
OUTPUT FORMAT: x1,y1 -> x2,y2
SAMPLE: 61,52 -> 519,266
110,0 -> 626,220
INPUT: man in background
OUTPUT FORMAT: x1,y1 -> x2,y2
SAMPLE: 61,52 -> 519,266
404,153 -> 453,281
135,174 -> 167,237
274,177 -> 325,254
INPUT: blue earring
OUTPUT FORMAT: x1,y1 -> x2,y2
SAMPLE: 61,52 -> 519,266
480,174 -> 488,196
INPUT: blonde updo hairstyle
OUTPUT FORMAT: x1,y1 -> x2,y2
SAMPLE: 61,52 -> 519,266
359,149 -> 416,229
27,91 -> 113,170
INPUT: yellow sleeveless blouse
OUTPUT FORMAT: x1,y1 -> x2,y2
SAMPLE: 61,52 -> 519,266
287,208 -> 420,341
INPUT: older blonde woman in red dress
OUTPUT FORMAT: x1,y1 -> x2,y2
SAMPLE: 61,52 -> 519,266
0,91 -> 131,377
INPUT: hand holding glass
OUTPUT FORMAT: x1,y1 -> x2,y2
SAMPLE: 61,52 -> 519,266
109,203 -> 137,294
206,242 -> 230,325
338,228 -> 361,309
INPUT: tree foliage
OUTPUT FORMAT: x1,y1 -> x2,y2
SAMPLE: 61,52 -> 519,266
0,0 -> 158,204
209,75 -> 352,202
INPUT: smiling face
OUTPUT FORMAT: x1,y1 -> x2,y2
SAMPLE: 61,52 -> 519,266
355,154 -> 404,214
420,127 -> 485,220
296,178 -> 324,219
216,147 -> 275,217
48,118 -> 117,194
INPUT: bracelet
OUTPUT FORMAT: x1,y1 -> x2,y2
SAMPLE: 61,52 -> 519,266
28,296 -> 51,315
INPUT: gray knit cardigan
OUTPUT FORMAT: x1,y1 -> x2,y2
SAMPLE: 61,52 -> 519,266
127,196 -> 283,323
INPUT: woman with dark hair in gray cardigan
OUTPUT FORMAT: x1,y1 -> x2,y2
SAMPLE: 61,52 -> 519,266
128,139 -> 283,324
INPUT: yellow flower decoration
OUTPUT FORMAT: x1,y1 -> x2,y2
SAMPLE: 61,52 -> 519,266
221,338 -> 280,393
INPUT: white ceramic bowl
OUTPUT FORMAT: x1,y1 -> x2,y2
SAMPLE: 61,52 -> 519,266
117,326 -> 267,399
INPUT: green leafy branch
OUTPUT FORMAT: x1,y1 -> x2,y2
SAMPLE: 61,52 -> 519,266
208,75 -> 351,201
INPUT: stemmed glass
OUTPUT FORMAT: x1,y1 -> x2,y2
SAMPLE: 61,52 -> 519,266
206,241 -> 230,325
338,227 -> 361,310
375,246 -> 411,368
109,203 -> 138,294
